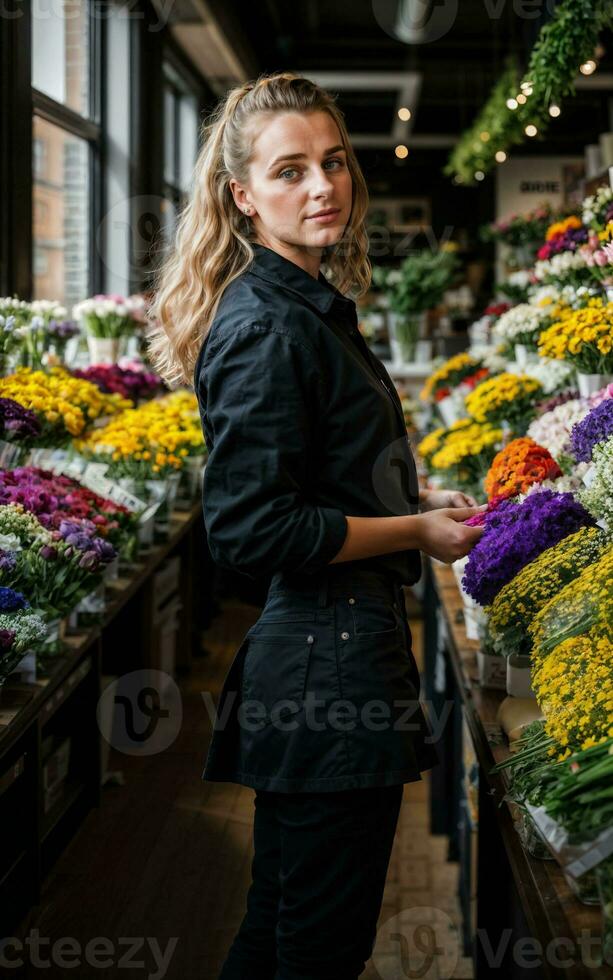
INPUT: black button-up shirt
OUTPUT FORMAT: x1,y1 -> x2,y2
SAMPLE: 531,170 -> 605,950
193,243 -> 421,587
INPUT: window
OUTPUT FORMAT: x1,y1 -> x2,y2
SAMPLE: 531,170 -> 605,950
162,61 -> 200,244
31,0 -> 100,307
32,0 -> 90,117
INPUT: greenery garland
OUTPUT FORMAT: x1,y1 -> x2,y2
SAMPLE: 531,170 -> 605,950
445,0 -> 613,185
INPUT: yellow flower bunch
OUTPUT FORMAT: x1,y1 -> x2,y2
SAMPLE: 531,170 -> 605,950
538,298 -> 613,371
419,352 -> 479,402
532,627 -> 613,758
418,425 -> 452,461
465,372 -> 542,429
597,221 -> 613,243
0,367 -> 130,437
77,390 -> 204,477
529,545 -> 613,659
487,527 -> 606,657
430,421 -> 503,470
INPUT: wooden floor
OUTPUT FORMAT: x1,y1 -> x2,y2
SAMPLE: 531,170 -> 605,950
13,597 -> 474,979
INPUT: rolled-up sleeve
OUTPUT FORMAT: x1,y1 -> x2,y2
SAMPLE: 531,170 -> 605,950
197,323 -> 348,578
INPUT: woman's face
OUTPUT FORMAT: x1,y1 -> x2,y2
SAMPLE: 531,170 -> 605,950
231,110 -> 354,267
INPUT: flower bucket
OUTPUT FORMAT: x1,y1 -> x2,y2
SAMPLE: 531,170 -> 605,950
104,556 -> 120,583
87,336 -> 123,365
514,343 -> 538,370
8,650 -> 37,684
506,653 -> 535,698
515,810 -> 554,860
577,373 -> 613,397
563,868 -> 601,906
437,393 -> 463,427
415,340 -> 433,364
476,650 -> 507,690
67,582 -> 106,630
388,312 -> 426,366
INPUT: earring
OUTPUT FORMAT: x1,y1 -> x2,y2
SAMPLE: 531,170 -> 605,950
243,207 -> 251,215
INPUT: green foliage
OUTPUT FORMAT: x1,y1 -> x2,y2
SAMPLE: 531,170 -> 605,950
446,0 -> 613,184
372,249 -> 460,315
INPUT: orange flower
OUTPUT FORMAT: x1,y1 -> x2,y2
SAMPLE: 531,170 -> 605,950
485,438 -> 562,501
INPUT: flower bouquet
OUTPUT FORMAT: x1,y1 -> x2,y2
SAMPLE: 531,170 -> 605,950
533,251 -> 592,289
529,546 -> 613,660
0,398 -> 42,468
72,294 -> 147,364
481,204 -> 556,263
580,436 -> 613,530
484,437 -> 562,502
570,400 -> 613,463
538,298 -> 613,394
419,352 -> 489,412
0,368 -> 131,446
461,490 -> 597,607
497,270 -> 532,305
372,250 -> 460,363
427,420 -> 502,501
0,503 -> 116,640
0,587 -> 46,688
521,357 -> 576,395
486,527 -> 606,660
492,303 -> 552,366
537,216 -> 588,261
46,320 -> 81,366
582,186 -> 613,235
73,362 -> 164,404
465,372 -> 543,434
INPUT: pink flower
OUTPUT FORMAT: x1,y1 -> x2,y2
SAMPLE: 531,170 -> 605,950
594,249 -> 609,267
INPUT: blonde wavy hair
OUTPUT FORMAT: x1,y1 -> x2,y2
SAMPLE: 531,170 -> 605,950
148,71 -> 371,387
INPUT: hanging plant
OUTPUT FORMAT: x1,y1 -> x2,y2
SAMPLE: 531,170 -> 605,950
445,0 -> 613,184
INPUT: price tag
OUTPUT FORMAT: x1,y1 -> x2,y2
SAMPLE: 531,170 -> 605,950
582,464 -> 597,488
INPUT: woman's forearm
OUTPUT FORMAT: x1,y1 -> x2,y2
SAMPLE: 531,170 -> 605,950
329,515 -> 422,564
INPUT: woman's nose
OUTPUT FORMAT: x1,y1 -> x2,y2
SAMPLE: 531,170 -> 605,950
308,168 -> 335,197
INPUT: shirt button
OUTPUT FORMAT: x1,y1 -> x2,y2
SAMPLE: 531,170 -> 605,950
307,635 -> 314,644
348,597 -> 355,605
341,631 -> 350,640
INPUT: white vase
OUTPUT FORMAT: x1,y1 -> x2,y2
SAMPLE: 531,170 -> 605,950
9,650 -> 37,684
477,650 -> 507,690
577,372 -> 613,397
514,343 -> 540,370
87,336 -> 122,364
506,653 -> 535,698
437,393 -> 463,427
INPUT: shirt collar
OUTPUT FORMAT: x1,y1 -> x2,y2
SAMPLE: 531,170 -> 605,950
248,242 -> 355,316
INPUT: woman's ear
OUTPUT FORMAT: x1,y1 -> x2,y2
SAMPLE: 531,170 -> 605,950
229,178 -> 251,215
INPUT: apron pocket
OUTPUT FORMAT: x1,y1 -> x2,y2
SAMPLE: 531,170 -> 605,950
242,631 -> 316,727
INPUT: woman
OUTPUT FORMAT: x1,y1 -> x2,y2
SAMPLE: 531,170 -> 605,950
150,72 -> 484,980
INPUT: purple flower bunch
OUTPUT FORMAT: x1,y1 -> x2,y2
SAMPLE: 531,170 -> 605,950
0,587 -> 29,612
47,319 -> 81,341
0,629 -> 16,652
570,399 -> 613,462
537,390 -> 580,416
0,552 -> 16,573
462,490 -> 596,606
0,398 -> 41,441
50,518 -> 117,570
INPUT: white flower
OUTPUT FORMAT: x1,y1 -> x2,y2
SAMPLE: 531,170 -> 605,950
522,358 -> 576,394
0,533 -> 22,552
507,269 -> 531,287
534,250 -> 588,281
492,303 -> 549,341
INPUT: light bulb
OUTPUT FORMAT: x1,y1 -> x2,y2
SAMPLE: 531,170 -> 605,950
549,104 -> 561,117
395,144 -> 409,159
517,93 -> 527,105
580,60 -> 597,75
495,151 -> 507,163
506,98 -> 518,110
525,124 -> 537,137
475,171 -> 485,181
398,107 -> 411,121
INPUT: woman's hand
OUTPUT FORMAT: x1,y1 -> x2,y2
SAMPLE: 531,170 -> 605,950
413,506 -> 486,563
419,488 -> 479,511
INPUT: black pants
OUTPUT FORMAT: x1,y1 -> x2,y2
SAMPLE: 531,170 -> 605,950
218,783 -> 404,980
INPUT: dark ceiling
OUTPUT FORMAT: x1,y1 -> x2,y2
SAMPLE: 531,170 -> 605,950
193,0 -> 613,245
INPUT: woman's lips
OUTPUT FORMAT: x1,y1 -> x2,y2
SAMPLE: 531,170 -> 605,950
307,209 -> 341,224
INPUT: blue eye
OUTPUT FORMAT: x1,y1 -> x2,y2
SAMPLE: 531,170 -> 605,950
279,168 -> 298,180
324,158 -> 343,169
